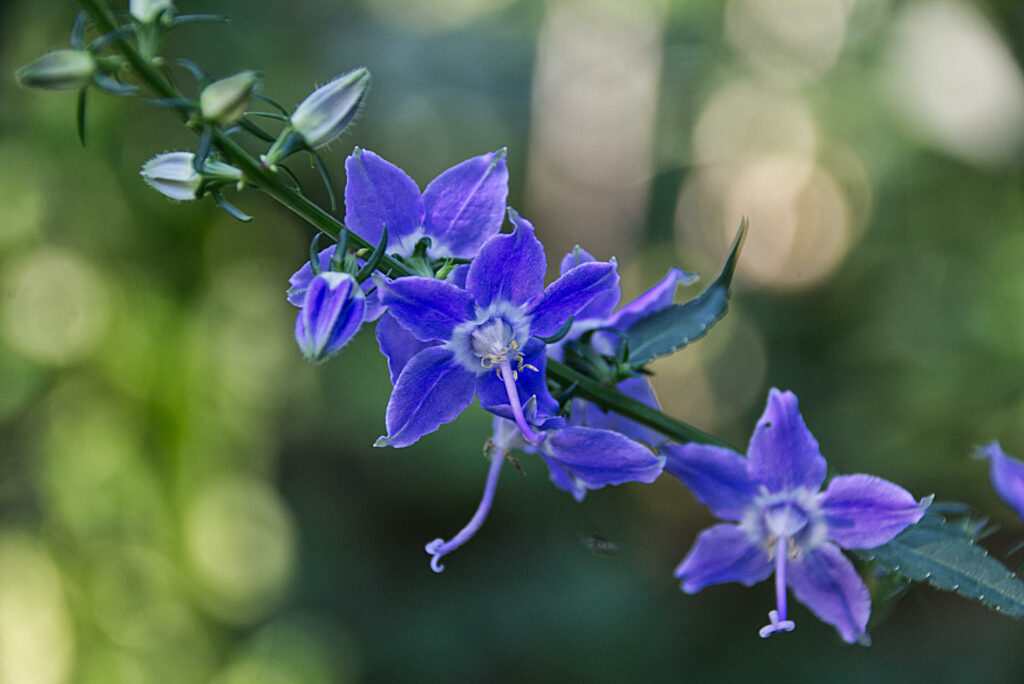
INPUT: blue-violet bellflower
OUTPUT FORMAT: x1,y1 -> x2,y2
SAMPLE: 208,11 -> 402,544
664,389 -> 931,643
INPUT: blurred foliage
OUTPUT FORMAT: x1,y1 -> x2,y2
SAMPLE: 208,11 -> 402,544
3,0 -> 1024,681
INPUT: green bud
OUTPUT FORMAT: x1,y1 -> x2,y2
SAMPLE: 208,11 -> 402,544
199,71 -> 259,125
16,50 -> 96,91
130,0 -> 174,23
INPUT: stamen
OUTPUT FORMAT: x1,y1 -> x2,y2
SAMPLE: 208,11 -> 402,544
759,536 -> 796,638
498,359 -> 544,445
425,448 -> 505,573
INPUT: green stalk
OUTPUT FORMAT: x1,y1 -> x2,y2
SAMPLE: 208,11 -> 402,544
546,360 -> 731,447
77,0 -> 729,447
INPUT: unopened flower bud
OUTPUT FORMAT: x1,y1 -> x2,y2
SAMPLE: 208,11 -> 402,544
131,0 -> 174,23
140,152 -> 242,200
294,272 -> 365,363
199,71 -> 259,125
16,50 -> 96,91
291,68 -> 369,149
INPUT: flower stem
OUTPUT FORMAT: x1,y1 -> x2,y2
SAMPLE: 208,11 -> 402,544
546,360 -> 733,448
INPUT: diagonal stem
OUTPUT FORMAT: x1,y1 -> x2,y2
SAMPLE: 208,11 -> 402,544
76,0 -> 732,450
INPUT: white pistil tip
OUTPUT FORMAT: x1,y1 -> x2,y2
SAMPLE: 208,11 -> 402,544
758,610 -> 796,639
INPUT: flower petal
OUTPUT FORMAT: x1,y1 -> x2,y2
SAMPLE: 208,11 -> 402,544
527,261 -> 619,338
374,274 -> 475,342
819,474 -> 930,549
569,377 -> 667,447
378,346 -> 476,448
747,389 -> 827,494
674,524 -> 772,593
466,210 -> 546,308
344,148 -> 425,252
788,543 -> 870,644
978,441 -> 1024,522
662,443 -> 758,522
559,246 -> 621,320
286,245 -> 336,306
604,266 -> 697,331
540,426 -> 664,502
375,312 -> 437,384
422,150 -> 508,259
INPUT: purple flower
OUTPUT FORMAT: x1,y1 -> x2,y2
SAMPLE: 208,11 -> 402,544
373,211 -> 618,448
345,147 -> 508,260
977,441 -> 1024,521
287,148 -> 508,324
554,247 -> 696,448
424,414 -> 663,572
664,389 -> 930,643
294,272 -> 365,363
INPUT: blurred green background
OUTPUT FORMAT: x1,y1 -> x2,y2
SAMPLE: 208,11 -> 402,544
3,0 -> 1024,681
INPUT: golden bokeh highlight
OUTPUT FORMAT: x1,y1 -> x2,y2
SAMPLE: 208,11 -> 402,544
883,0 -> 1024,165
2,249 -> 111,365
0,534 -> 74,684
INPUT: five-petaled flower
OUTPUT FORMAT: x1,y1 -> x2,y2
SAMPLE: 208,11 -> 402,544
664,389 -> 930,643
977,441 -> 1024,522
373,211 -> 617,448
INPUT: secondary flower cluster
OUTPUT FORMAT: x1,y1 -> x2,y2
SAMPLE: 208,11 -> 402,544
284,149 -> 934,644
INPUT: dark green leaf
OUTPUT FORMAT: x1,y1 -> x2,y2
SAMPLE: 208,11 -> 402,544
854,511 -> 1024,618
624,218 -> 746,368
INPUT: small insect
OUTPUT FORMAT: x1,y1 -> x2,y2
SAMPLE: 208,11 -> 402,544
580,535 -> 619,557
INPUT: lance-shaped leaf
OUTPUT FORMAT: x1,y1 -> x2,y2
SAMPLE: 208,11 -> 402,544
853,511 -> 1024,618
624,218 -> 745,368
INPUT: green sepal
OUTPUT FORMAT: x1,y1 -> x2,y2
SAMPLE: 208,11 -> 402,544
89,24 -> 136,53
312,152 -> 337,213
169,14 -> 229,27
144,96 -> 195,111
356,226 -> 389,283
623,218 -> 746,368
211,191 -> 251,222
853,509 -> 1024,619
330,228 -> 349,271
92,73 -> 139,96
235,118 -> 276,143
76,87 -> 88,147
534,316 -> 575,344
194,127 -> 213,172
71,11 -> 89,50
309,233 -> 323,275
168,58 -> 208,86
252,92 -> 289,116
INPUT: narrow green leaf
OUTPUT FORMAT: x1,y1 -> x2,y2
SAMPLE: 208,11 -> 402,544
853,511 -> 1024,618
624,218 -> 746,368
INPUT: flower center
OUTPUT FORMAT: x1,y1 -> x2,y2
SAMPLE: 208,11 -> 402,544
471,319 -> 537,379
763,502 -> 809,539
